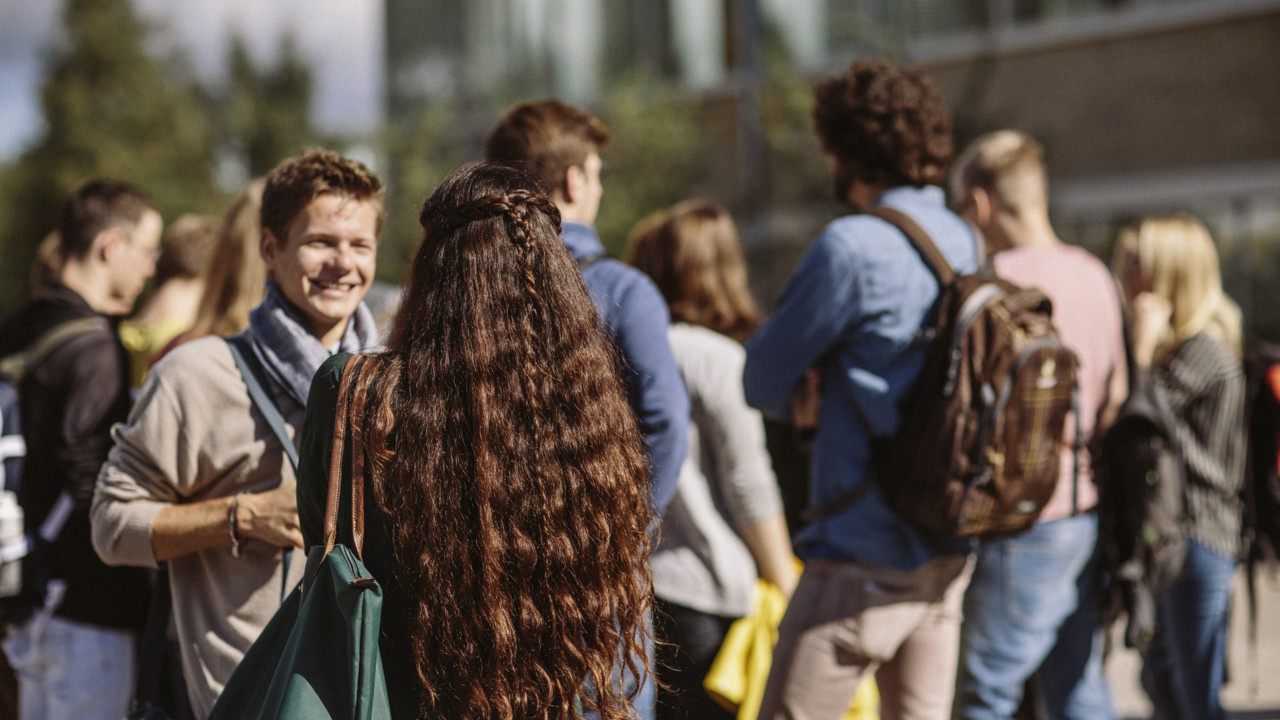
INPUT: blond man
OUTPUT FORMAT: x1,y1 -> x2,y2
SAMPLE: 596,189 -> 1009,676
951,130 -> 1126,720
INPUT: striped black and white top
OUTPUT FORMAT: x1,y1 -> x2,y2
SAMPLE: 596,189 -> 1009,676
1154,332 -> 1247,560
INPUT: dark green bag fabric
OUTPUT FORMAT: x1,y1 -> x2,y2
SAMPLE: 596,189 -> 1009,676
209,356 -> 391,720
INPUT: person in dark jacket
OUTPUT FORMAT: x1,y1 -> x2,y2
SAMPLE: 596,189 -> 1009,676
0,179 -> 160,720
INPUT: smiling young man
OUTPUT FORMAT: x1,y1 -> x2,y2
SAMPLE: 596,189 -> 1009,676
91,149 -> 384,718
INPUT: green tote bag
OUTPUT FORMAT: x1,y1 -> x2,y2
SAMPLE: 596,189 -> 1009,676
210,355 -> 392,720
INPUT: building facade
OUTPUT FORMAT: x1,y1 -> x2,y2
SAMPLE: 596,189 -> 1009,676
385,0 -> 1280,334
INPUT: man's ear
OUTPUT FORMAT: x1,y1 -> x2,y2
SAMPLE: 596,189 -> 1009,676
259,229 -> 280,271
968,187 -> 994,229
96,226 -> 128,263
562,164 -> 585,206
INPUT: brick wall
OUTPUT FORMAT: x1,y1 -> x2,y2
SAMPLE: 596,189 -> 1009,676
915,8 -> 1280,181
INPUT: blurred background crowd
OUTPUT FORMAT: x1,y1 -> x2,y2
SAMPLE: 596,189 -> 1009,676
1,0 -> 1278,334
0,2 -> 1279,719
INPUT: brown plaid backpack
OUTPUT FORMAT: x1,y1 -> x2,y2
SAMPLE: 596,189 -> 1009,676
806,207 -> 1079,538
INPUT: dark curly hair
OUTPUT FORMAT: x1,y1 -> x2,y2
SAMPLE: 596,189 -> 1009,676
812,59 -> 953,194
367,162 -> 653,720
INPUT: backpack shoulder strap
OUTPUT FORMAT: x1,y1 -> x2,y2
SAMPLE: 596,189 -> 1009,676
867,206 -> 956,286
224,336 -> 299,471
0,316 -> 110,385
800,481 -> 876,525
224,335 -> 296,599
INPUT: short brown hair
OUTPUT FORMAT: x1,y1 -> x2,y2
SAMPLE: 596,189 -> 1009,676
625,199 -> 760,342
483,100 -> 611,197
153,214 -> 218,286
260,148 -> 385,243
813,60 -> 953,189
59,179 -> 157,261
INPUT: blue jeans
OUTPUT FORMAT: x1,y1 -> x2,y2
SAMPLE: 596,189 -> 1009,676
2,609 -> 136,720
1141,539 -> 1236,720
580,609 -> 656,720
956,513 -> 1116,720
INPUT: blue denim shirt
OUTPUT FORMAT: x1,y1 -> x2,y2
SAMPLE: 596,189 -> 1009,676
743,186 -> 977,571
561,221 -> 689,515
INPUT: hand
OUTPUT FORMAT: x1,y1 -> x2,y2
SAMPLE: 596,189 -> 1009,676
1131,292 -> 1172,369
791,368 -> 823,430
236,483 -> 304,549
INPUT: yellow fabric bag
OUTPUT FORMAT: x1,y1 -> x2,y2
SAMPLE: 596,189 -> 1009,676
703,572 -> 879,720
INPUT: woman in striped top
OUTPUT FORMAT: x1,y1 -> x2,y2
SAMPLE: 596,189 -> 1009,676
1112,212 -> 1246,720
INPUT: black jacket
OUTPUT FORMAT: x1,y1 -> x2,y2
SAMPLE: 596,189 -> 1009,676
0,285 -> 149,630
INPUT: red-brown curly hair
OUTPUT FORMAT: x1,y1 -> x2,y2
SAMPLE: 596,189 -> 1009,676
812,60 -> 953,193
366,162 -> 653,720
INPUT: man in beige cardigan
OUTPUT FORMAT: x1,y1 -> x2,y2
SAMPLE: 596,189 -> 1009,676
91,148 -> 386,718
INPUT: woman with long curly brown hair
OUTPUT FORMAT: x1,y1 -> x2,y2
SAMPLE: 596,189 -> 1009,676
295,162 -> 655,720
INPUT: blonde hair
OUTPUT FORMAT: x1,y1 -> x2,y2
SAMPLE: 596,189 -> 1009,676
950,129 -> 1047,215
624,199 -> 760,342
1112,212 -> 1242,360
185,178 -> 268,340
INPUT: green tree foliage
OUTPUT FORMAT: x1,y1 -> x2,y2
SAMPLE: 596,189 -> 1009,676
218,34 -> 317,180
595,75 -> 705,253
0,0 -> 216,312
378,105 -> 471,285
758,42 -> 831,209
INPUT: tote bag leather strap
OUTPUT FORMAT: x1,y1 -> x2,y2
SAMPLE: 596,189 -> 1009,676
324,354 -> 371,557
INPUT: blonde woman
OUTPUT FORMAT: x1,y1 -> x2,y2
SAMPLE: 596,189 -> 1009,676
627,200 -> 797,720
1112,213 -> 1245,720
149,178 -> 268,366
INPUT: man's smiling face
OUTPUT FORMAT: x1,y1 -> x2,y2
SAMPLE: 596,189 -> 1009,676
260,192 -> 379,347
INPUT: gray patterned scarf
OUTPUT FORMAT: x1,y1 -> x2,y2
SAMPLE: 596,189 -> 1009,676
248,280 -> 382,406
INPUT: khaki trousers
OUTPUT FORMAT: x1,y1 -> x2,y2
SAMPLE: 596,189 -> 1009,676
758,554 -> 973,720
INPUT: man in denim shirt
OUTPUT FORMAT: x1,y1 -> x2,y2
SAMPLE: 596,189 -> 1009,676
485,99 -> 690,720
745,61 -> 978,720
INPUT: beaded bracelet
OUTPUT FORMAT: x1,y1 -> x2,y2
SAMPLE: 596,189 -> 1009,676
229,492 -> 244,558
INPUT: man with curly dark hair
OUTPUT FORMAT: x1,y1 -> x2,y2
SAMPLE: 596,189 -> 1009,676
744,60 -> 979,720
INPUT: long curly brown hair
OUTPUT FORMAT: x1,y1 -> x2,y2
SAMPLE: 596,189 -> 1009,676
368,162 -> 653,720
